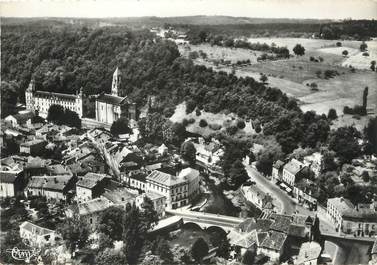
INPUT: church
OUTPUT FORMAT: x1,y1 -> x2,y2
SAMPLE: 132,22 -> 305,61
95,67 -> 138,125
25,67 -> 138,125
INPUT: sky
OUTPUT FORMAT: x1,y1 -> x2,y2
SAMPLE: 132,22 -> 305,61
1,0 -> 377,20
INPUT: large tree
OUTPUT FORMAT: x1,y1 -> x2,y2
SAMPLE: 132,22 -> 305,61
58,216 -> 89,252
180,140 -> 197,166
293,44 -> 305,56
99,206 -> 126,241
365,117 -> 377,155
1,81 -> 18,118
328,126 -> 362,163
110,117 -> 132,136
190,238 -> 209,263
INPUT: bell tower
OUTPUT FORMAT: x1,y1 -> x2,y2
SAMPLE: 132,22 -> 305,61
25,79 -> 35,111
111,67 -> 121,96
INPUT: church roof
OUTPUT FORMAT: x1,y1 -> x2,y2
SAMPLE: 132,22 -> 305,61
96,93 -> 127,105
34,90 -> 77,100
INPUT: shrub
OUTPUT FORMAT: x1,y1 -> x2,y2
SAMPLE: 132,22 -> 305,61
310,82 -> 318,91
236,120 -> 246,129
318,56 -> 324,62
195,109 -> 201,116
182,118 -> 189,127
188,118 -> 195,124
163,106 -> 175,118
186,100 -> 196,114
328,108 -> 338,120
310,56 -> 315,62
315,70 -> 322,78
336,42 -> 342,47
362,52 -> 369,57
209,123 -> 222,130
342,50 -> 348,57
226,125 -> 238,135
199,119 -> 208,127
324,69 -> 338,79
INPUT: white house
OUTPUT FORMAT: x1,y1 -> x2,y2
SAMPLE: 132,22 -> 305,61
19,221 -> 62,248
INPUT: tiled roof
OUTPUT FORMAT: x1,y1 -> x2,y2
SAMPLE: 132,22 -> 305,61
259,231 -> 287,251
35,90 -> 77,100
0,172 -> 20,183
102,188 -> 137,204
283,159 -> 306,176
77,173 -> 110,189
327,197 -> 354,215
288,224 -> 307,238
342,208 -> 377,222
228,230 -> 258,249
78,198 -> 112,216
269,214 -> 292,233
20,221 -> 55,236
7,111 -> 35,123
96,93 -> 127,105
145,191 -> 165,201
27,175 -> 72,191
238,218 -> 256,233
296,241 -> 322,263
20,139 -> 46,147
146,169 -> 186,187
178,167 -> 200,182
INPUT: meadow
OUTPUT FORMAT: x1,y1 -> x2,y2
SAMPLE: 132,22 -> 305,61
181,37 -> 377,120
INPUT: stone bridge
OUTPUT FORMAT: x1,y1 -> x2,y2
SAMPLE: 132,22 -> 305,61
166,209 -> 244,233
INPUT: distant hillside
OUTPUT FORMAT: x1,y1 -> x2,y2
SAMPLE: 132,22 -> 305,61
2,16 -> 333,28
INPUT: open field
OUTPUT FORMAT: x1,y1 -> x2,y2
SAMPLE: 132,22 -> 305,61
181,37 -> 377,120
247,37 -> 377,70
298,71 -> 377,115
178,43 -> 269,64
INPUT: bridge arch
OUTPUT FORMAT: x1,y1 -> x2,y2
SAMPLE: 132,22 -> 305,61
182,222 -> 205,231
206,226 -> 228,236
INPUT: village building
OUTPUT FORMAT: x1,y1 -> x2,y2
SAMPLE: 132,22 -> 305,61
257,230 -> 287,261
146,168 -> 189,209
123,173 -> 147,190
327,197 -> 377,236
25,79 -> 87,118
20,139 -> 47,156
282,159 -> 307,187
303,152 -> 323,178
5,110 -> 35,128
95,67 -> 138,125
136,191 -> 166,217
0,170 -> 24,197
294,241 -> 322,265
19,221 -> 62,248
101,187 -> 138,207
75,198 -> 113,230
76,173 -> 111,203
272,160 -> 285,181
25,175 -> 75,201
242,184 -> 274,210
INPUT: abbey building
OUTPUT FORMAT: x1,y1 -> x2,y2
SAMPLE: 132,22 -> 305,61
25,80 -> 85,119
25,67 -> 138,125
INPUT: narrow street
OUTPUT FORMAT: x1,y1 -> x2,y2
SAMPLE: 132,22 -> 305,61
243,162 -> 296,215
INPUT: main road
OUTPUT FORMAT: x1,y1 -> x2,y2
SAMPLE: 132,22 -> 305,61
243,162 -> 296,215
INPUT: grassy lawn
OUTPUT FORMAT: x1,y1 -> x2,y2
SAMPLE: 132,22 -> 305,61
170,102 -> 256,137
168,225 -> 212,250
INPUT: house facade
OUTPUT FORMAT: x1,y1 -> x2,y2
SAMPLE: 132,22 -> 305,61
19,221 -> 61,248
25,79 -> 86,118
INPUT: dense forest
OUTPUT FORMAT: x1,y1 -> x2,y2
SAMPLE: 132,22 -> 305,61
2,24 -> 330,155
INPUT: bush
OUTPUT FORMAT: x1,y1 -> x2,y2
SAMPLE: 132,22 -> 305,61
324,69 -> 338,79
182,118 -> 189,127
310,82 -> 318,91
195,109 -> 201,116
209,123 -> 222,130
199,119 -> 208,127
226,125 -> 238,135
362,52 -> 369,57
315,70 -> 322,78
328,108 -> 338,120
236,120 -> 246,129
186,100 -> 196,114
188,118 -> 195,124
343,105 -> 366,116
336,42 -> 342,47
